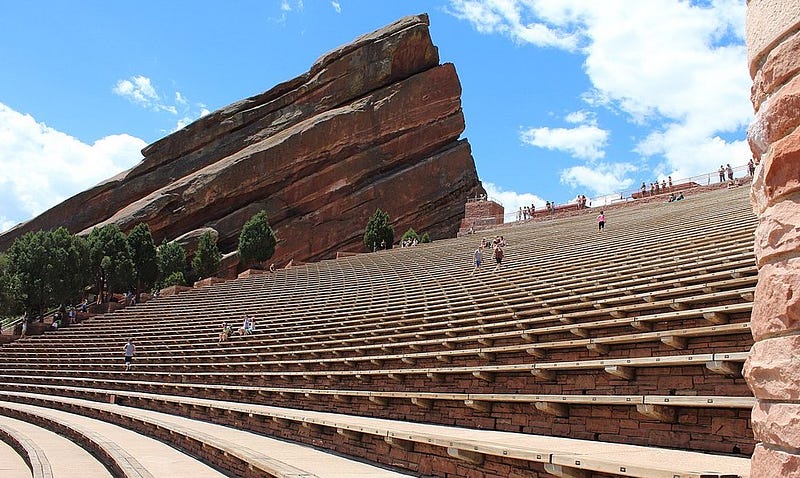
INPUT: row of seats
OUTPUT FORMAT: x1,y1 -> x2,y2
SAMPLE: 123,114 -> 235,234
0,186 -> 756,477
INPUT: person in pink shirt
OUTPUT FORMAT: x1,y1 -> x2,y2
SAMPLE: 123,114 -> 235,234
597,211 -> 606,231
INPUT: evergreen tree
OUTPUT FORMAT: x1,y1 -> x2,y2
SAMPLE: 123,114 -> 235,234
238,210 -> 277,269
47,227 -> 90,307
127,223 -> 158,296
7,230 -> 51,315
420,232 -> 431,243
5,228 -> 89,315
401,227 -> 419,244
363,208 -> 394,251
88,225 -> 135,301
192,231 -> 221,279
0,253 -> 22,317
156,239 -> 186,287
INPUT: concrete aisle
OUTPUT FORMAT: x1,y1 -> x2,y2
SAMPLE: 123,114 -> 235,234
0,420 -> 30,478
0,401 -> 226,478
0,414 -> 110,478
5,392 -> 414,478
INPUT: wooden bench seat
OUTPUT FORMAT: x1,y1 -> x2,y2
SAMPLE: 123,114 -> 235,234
3,299 -> 751,370
531,351 -> 748,381
1,306 -> 751,372
0,350 -> 750,387
0,388 -> 750,478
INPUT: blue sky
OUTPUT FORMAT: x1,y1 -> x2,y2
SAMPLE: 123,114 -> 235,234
0,0 -> 752,231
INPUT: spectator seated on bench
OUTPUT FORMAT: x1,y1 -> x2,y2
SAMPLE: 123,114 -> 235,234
238,316 -> 255,336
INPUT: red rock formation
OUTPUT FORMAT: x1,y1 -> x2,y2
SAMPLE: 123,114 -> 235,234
0,14 -> 484,266
745,1 -> 800,476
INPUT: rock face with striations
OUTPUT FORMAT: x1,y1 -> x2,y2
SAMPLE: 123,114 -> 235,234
0,14 -> 484,266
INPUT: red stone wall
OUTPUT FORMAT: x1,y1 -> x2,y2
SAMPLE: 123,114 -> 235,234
745,1 -> 800,475
460,200 -> 505,232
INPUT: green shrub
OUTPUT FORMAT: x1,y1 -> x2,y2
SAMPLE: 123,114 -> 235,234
160,271 -> 186,288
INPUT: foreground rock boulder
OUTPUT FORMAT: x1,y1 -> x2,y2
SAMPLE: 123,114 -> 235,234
0,13 -> 484,267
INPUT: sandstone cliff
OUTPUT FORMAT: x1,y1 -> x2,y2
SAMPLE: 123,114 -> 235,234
0,14 -> 484,267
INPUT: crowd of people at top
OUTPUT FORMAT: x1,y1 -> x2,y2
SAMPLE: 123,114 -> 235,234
517,204 -> 536,221
718,164 -> 735,183
517,194 -> 589,223
640,176 -> 673,197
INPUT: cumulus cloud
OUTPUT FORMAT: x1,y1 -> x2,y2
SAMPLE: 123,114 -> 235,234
331,1 -> 341,13
520,123 -> 608,161
560,162 -> 638,196
446,0 -> 582,50
113,75 -> 159,107
448,0 -> 751,188
0,102 -> 146,231
483,182 -> 547,223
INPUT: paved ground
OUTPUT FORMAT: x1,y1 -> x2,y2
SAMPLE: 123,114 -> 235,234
0,419 -> 31,478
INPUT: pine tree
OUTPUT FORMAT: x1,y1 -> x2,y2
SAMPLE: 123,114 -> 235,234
192,231 -> 221,279
127,223 -> 158,296
238,210 -> 277,269
363,208 -> 394,251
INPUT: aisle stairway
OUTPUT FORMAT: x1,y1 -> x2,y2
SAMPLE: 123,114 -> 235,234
0,185 -> 756,478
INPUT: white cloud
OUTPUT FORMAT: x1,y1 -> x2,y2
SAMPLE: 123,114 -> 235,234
559,162 -> 638,196
448,0 -> 752,179
113,75 -> 159,107
483,182 -> 546,223
0,102 -> 146,231
447,0 -> 581,50
565,110 -> 594,125
170,106 -> 212,133
0,217 -> 16,233
636,123 -> 751,181
331,1 -> 341,13
112,75 -> 210,133
520,123 -> 608,161
272,0 -> 304,23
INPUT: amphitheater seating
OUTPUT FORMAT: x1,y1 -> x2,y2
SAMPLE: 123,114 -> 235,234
0,186 -> 756,477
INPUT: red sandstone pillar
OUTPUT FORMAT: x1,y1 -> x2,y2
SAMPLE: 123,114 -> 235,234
745,1 -> 800,476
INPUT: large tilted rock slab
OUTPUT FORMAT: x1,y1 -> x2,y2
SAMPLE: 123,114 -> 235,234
0,13 -> 484,265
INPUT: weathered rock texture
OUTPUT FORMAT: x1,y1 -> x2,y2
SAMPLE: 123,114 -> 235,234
745,1 -> 800,476
0,14 -> 484,266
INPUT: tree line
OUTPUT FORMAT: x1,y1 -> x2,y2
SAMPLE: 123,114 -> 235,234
1,207 -> 423,319
0,210 -> 277,319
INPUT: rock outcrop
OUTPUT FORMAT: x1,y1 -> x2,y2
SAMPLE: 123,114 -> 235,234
0,13 -> 484,266
745,1 -> 800,476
